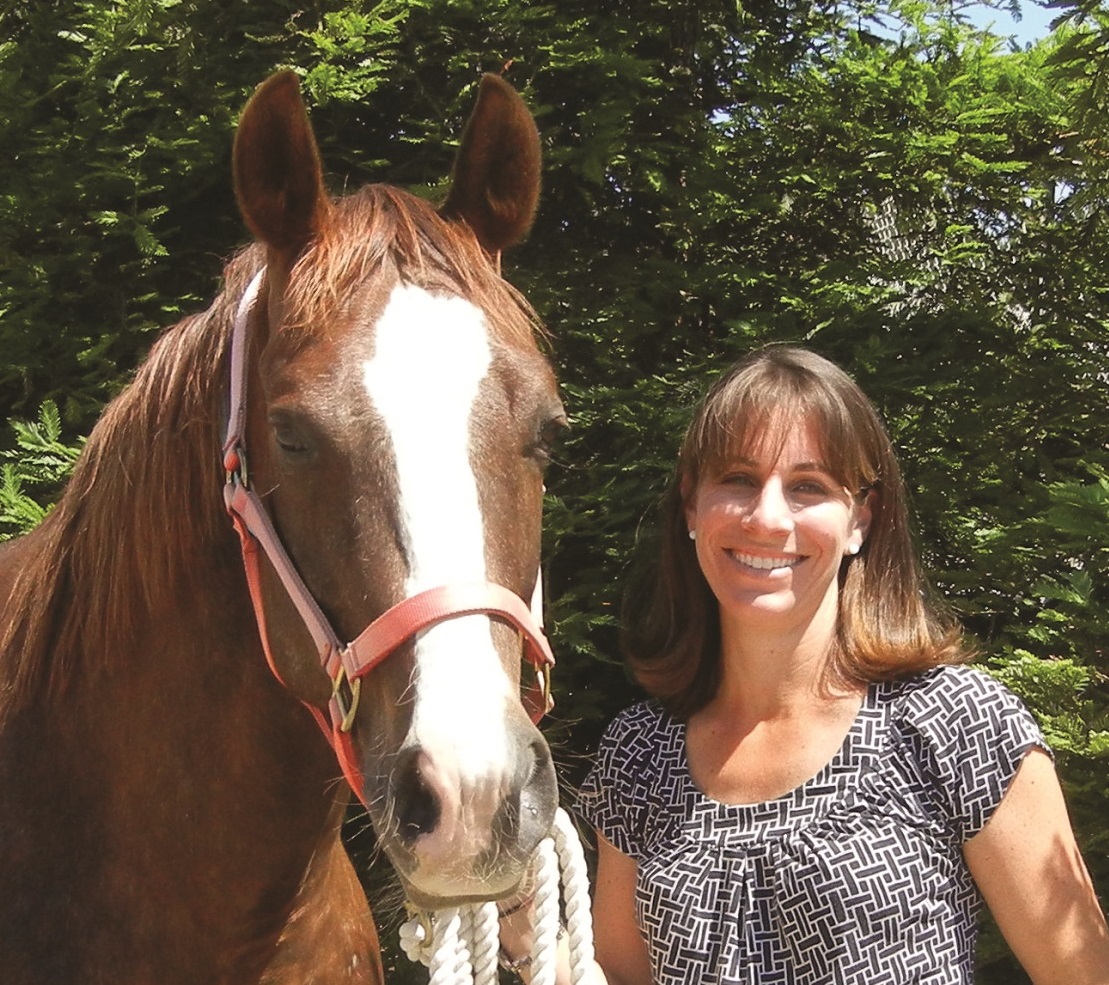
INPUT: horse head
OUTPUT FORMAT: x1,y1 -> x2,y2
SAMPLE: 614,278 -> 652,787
228,71 -> 563,907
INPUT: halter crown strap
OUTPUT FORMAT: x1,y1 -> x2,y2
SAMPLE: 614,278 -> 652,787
220,266 -> 555,797
222,269 -> 264,475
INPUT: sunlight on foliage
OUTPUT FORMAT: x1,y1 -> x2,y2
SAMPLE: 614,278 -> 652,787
0,401 -> 83,541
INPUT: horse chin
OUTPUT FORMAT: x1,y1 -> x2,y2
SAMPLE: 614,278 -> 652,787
398,871 -> 525,912
391,822 -> 550,909
372,828 -> 536,910
362,740 -> 558,909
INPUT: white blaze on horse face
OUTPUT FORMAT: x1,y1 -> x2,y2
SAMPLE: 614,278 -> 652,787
362,282 -> 513,785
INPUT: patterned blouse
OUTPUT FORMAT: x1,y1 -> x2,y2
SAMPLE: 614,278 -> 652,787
578,665 -> 1047,985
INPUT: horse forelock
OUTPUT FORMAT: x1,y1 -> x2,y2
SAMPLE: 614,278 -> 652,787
281,185 -> 544,353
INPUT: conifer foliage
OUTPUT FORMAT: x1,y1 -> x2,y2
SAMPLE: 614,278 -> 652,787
2,1 -> 1107,979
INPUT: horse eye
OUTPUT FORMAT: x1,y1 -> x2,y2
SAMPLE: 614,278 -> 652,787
269,415 -> 311,456
275,431 -> 308,454
532,413 -> 569,463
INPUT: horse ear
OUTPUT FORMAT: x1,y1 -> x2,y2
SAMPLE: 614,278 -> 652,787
440,74 -> 541,254
233,71 -> 331,262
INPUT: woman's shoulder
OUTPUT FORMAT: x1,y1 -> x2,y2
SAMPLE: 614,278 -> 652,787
888,661 -> 1006,697
579,700 -> 686,858
880,663 -> 1049,841
604,698 -> 677,737
884,663 -> 1030,727
597,699 -> 682,765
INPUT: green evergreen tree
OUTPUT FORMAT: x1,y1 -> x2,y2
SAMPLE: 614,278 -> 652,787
1,1 -> 1106,979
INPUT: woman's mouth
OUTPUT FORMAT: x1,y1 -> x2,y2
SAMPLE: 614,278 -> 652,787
728,550 -> 803,572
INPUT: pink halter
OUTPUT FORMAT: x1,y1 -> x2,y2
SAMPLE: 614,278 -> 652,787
221,269 -> 555,797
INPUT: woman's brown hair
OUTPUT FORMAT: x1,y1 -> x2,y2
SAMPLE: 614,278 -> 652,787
623,346 -> 968,719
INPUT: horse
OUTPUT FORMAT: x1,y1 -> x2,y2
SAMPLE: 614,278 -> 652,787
0,71 -> 564,984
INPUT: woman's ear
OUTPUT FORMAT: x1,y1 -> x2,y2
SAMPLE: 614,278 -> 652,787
848,487 -> 876,555
680,475 -> 697,536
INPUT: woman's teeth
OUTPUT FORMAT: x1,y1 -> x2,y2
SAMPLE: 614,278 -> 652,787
730,551 -> 801,571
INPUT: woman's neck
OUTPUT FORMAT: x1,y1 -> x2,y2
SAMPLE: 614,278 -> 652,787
713,588 -> 848,721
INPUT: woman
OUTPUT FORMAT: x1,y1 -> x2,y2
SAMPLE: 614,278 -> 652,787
501,346 -> 1109,984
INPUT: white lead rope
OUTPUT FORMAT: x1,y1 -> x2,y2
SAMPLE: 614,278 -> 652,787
400,807 -> 595,985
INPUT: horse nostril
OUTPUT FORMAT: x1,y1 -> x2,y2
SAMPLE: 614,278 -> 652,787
495,734 -> 557,853
395,755 -> 441,844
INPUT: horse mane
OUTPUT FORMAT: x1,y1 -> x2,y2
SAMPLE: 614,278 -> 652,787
0,250 -> 260,707
0,183 -> 543,709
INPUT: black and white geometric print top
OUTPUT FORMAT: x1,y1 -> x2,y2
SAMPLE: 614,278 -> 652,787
578,665 -> 1048,985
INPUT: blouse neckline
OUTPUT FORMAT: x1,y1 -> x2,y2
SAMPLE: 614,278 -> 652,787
674,680 -> 882,812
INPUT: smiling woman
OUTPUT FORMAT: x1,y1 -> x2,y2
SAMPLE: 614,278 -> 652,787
561,346 -> 1109,985
683,421 -> 872,655
628,346 -> 961,716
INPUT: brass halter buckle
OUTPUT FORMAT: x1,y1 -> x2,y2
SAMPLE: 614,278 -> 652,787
537,662 -> 553,715
331,664 -> 362,733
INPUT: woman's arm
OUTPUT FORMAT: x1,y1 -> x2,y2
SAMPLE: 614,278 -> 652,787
964,748 -> 1109,985
592,831 -> 653,985
497,830 -> 652,985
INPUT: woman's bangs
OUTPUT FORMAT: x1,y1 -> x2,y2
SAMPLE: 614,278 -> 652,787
697,386 -> 863,487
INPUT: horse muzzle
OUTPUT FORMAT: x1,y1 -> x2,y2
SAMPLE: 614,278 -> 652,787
370,711 -> 558,907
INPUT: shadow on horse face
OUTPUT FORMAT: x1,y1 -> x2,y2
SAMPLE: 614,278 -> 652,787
233,74 -> 562,905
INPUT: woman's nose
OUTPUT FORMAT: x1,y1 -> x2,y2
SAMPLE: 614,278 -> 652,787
746,478 -> 793,531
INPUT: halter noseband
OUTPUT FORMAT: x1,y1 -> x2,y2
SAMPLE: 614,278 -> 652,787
221,269 -> 555,797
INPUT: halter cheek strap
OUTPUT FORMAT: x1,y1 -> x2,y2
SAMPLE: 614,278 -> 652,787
221,269 -> 555,800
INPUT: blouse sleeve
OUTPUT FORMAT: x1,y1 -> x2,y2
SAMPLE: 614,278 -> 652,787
576,703 -> 657,860
901,665 -> 1051,843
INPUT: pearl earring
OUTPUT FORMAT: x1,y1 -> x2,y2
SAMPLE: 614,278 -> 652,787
688,530 -> 697,541
847,543 -> 860,556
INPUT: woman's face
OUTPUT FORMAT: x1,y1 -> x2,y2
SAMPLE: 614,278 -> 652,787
683,418 -> 870,642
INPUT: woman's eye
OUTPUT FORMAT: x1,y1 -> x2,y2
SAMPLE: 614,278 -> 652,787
723,472 -> 758,488
793,480 -> 829,496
